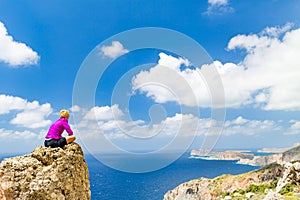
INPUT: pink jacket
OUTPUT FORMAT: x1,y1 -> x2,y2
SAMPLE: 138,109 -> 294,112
45,118 -> 73,140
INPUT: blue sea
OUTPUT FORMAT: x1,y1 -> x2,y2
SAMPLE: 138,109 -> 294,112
86,153 -> 259,200
0,153 -> 259,200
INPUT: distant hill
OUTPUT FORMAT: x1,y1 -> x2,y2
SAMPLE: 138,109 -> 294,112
164,161 -> 300,200
282,144 -> 300,162
239,144 -> 300,166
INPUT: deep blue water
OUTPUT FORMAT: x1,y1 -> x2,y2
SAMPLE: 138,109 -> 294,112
0,153 -> 259,200
86,153 -> 259,200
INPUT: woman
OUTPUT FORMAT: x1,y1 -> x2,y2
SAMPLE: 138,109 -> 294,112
44,109 -> 76,148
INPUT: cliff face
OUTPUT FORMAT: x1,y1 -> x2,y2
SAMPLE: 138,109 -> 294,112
164,163 -> 284,200
0,143 -> 90,200
210,151 -> 254,161
164,161 -> 300,200
238,145 -> 300,166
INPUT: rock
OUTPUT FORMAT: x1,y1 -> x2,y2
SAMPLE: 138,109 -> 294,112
245,192 -> 255,198
0,143 -> 90,200
210,151 -> 254,161
238,154 -> 284,166
276,161 -> 300,193
164,161 -> 300,200
238,145 -> 300,166
224,195 -> 231,200
163,163 -> 284,200
264,190 -> 284,200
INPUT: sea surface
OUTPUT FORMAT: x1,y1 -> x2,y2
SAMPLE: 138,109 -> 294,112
0,153 -> 259,200
86,153 -> 259,200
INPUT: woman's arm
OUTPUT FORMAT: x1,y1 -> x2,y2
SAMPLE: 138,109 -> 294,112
63,120 -> 73,136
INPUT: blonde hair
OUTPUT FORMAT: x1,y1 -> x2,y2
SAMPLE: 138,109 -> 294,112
60,109 -> 70,119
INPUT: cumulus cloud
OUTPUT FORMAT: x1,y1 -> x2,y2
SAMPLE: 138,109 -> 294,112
77,107 -> 205,140
226,25 -> 300,110
286,120 -> 300,135
70,105 -> 81,113
0,21 -> 40,67
84,104 -> 123,121
0,94 -> 52,128
0,128 -> 37,140
204,0 -> 233,15
133,25 -> 300,111
74,105 -> 281,141
222,116 -> 281,136
100,41 -> 129,59
132,52 -> 211,107
0,94 -> 28,114
208,0 -> 228,6
260,23 -> 293,38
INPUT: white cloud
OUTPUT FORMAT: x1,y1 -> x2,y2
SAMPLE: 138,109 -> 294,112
205,0 -> 233,15
84,104 -> 123,121
10,102 -> 52,128
75,104 -> 281,141
0,94 -> 52,128
208,0 -> 228,6
70,105 -> 81,113
222,116 -> 280,136
0,21 -> 40,67
0,128 -> 37,140
132,52 -> 211,107
286,120 -> 300,135
261,23 -> 293,38
0,94 -> 28,114
100,41 -> 129,59
133,25 -> 300,111
77,107 -> 205,140
226,25 -> 300,110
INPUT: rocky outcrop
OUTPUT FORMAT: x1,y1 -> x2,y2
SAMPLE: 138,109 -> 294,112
0,143 -> 90,200
191,150 -> 254,161
192,144 -> 300,167
238,145 -> 300,166
190,149 -> 216,157
238,153 -> 283,166
276,161 -> 300,193
209,151 -> 254,161
164,161 -> 300,200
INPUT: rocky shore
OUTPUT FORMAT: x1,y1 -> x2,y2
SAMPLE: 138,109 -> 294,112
165,145 -> 300,199
0,143 -> 91,200
238,145 -> 300,166
164,161 -> 300,200
191,144 -> 300,166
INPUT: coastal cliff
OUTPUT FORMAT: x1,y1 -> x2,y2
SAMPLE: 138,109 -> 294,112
191,150 -> 254,161
209,151 -> 254,161
191,144 -> 300,166
0,143 -> 91,200
164,161 -> 300,200
238,145 -> 300,166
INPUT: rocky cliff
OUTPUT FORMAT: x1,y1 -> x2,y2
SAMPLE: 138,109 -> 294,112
238,145 -> 300,166
0,143 -> 91,200
164,161 -> 300,200
209,151 -> 254,161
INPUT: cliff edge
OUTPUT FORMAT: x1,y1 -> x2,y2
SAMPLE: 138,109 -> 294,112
164,161 -> 300,200
0,143 -> 91,200
238,145 -> 300,166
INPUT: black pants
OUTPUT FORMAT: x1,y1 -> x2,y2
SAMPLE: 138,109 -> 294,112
44,138 -> 67,148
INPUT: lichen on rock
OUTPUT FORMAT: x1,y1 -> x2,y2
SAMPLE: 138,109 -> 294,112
0,143 -> 90,200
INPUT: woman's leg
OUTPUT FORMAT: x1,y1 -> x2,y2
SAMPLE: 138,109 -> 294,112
66,135 -> 76,144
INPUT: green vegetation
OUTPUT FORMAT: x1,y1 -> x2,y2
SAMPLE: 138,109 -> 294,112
243,181 -> 277,194
279,183 -> 295,195
219,180 -> 279,199
220,191 -> 230,198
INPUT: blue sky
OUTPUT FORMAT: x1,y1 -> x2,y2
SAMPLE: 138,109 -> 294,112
0,0 -> 300,154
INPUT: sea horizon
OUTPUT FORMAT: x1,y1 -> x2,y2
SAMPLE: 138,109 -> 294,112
1,151 -> 260,200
